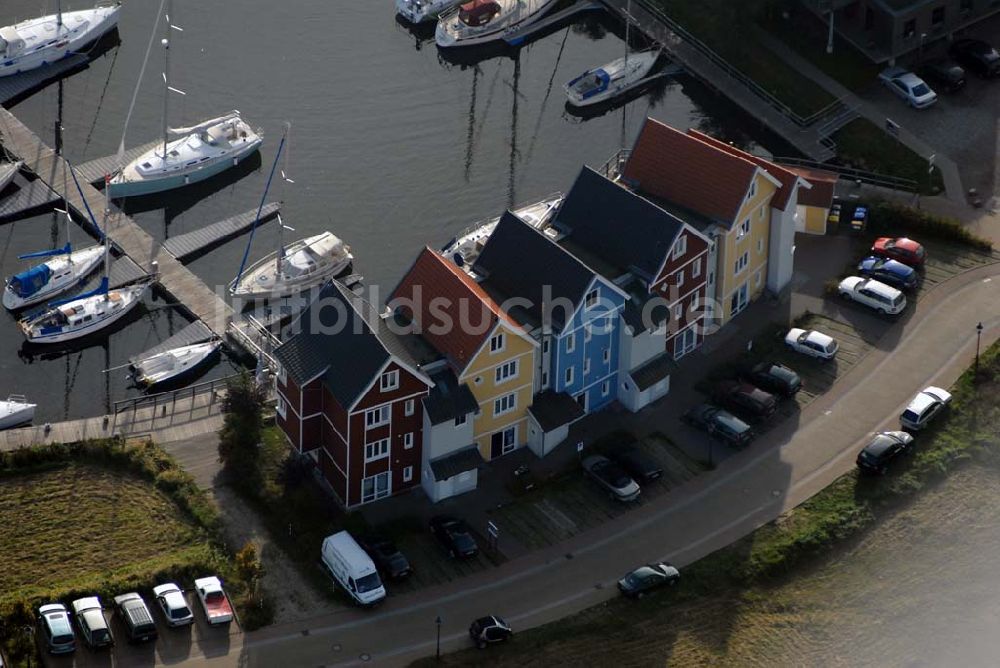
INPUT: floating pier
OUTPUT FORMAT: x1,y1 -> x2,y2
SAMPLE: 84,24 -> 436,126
0,55 -> 89,105
163,202 -> 282,262
132,320 -> 215,361
0,175 -> 61,222
503,0 -> 604,46
75,139 -> 161,185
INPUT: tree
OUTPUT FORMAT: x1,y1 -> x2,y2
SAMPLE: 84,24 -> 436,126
235,541 -> 266,601
218,370 -> 267,479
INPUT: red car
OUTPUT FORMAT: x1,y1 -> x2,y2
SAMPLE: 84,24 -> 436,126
871,237 -> 925,267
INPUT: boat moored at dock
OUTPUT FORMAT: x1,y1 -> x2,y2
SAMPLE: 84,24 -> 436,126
565,51 -> 660,108
0,394 -> 35,429
230,231 -> 353,300
0,3 -> 120,78
396,0 -> 462,24
435,0 -> 559,48
131,339 -> 223,387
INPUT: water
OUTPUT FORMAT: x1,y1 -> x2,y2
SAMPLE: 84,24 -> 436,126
1,0 -> 788,422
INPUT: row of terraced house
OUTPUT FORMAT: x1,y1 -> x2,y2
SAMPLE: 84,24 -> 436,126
272,118 -> 838,508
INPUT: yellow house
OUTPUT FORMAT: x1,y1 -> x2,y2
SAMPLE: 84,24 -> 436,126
391,247 -> 538,461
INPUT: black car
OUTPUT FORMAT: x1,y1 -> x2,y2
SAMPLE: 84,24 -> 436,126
358,536 -> 413,580
469,616 -> 512,649
742,362 -> 801,398
949,39 -> 1000,78
682,403 -> 755,447
856,256 -> 920,292
713,380 -> 777,423
919,59 -> 966,92
429,515 -> 479,559
856,431 -> 914,475
610,442 -> 663,484
617,563 -> 680,598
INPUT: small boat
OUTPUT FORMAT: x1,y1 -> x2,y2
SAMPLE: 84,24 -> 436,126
20,282 -> 148,344
396,0 -> 462,24
131,339 -> 222,387
0,161 -> 21,193
0,3 -> 120,78
0,394 -> 35,429
442,193 -> 562,265
230,231 -> 353,300
565,51 -> 660,108
3,209 -> 103,311
435,0 -> 559,48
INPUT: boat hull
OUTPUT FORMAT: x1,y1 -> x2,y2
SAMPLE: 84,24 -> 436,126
133,340 -> 222,387
0,7 -> 120,78
565,53 -> 660,108
3,246 -> 105,311
0,405 -> 34,429
0,161 -> 21,193
21,284 -> 147,344
435,0 -> 559,48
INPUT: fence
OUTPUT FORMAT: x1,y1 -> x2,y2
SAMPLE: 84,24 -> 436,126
774,156 -> 919,192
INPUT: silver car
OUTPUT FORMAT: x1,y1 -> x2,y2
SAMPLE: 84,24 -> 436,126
582,454 -> 640,502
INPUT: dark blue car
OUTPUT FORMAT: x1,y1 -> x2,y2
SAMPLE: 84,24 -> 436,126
857,256 -> 919,291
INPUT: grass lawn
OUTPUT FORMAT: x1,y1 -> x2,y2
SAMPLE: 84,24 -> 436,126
833,118 -> 945,194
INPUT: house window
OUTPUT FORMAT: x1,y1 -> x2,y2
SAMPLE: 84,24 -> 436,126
275,395 -> 287,419
731,283 -> 749,317
692,258 -> 701,278
361,471 -> 391,503
541,371 -> 548,386
490,332 -> 505,353
602,381 -> 610,397
584,358 -> 591,374
542,340 -> 549,354
903,18 -> 916,37
674,326 -> 698,359
277,364 -> 287,386
692,294 -> 700,312
584,326 -> 592,343
565,367 -> 574,386
603,348 -> 610,364
403,432 -> 414,449
404,399 -> 415,416
737,218 -> 750,240
403,466 -> 413,483
380,370 -> 399,392
675,303 -> 683,320
734,251 -> 749,275
672,234 -> 687,260
748,180 -> 756,199
755,271 -> 762,288
365,406 -> 390,429
454,413 -> 467,427
758,237 -> 764,254
492,425 -> 518,455
676,269 -> 684,287
493,392 -> 517,417
364,438 -> 390,462
931,6 -> 945,25
495,359 -> 518,384
566,333 -> 576,353
585,289 -> 599,309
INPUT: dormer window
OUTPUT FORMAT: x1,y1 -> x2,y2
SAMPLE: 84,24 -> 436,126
585,289 -> 598,309
672,234 -> 687,260
748,179 -> 757,200
380,369 -> 399,392
490,332 -> 505,353
737,218 -> 751,240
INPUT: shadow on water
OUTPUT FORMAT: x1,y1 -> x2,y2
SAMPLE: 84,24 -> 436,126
394,14 -> 437,50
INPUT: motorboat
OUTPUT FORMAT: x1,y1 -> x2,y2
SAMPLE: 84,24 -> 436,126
4,208 -> 103,311
19,281 -> 148,344
108,111 -> 262,197
396,0 -> 462,24
442,193 -> 562,268
435,0 -> 559,48
565,51 -> 660,108
0,161 -> 21,193
0,3 -> 120,78
230,231 -> 352,300
0,394 -> 35,429
131,339 -> 222,387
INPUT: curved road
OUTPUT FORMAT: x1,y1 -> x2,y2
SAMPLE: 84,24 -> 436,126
170,263 -> 1000,667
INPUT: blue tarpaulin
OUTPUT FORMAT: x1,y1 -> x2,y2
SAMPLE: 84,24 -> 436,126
9,264 -> 51,298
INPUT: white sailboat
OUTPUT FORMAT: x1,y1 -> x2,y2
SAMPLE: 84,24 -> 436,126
435,0 -> 559,48
564,50 -> 659,108
0,395 -> 35,429
107,1 -> 261,198
3,208 -> 104,310
131,339 -> 222,386
396,0 -> 462,24
230,229 -> 352,300
442,193 -> 562,266
0,161 -> 22,193
0,2 -> 120,78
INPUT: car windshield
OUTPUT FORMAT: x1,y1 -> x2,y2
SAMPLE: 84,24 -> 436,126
915,246 -> 925,257
451,529 -> 476,550
912,83 -> 931,96
93,628 -> 110,642
355,573 -> 383,593
171,606 -> 191,619
715,413 -> 747,433
47,614 -> 72,636
205,591 -> 223,603
52,633 -> 74,645
901,409 -> 921,423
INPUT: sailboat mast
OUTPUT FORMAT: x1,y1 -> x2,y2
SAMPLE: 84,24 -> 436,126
103,175 -> 111,296
161,0 -> 173,161
56,0 -> 63,33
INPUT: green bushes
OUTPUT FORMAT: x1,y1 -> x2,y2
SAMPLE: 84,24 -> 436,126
869,202 -> 993,251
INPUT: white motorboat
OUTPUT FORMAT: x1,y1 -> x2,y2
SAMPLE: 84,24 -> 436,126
0,3 -> 120,78
131,339 -> 222,386
396,0 -> 462,24
442,193 -> 562,267
0,394 -> 35,429
230,231 -> 352,300
20,281 -> 148,344
0,161 -> 21,193
3,209 -> 103,310
565,50 -> 660,107
435,0 -> 559,48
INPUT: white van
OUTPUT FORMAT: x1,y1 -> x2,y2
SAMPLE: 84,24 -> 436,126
321,531 -> 386,605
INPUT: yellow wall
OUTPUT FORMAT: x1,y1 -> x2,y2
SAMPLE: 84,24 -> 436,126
802,206 -> 829,235
460,322 -> 537,460
716,173 -> 777,324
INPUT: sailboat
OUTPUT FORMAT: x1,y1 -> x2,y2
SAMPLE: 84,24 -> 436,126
0,161 -> 21,193
435,0 -> 559,48
19,173 -> 149,344
0,2 -> 120,78
107,2 -> 261,198
0,395 -> 35,429
3,208 -> 104,310
396,0 -> 462,24
131,338 -> 222,387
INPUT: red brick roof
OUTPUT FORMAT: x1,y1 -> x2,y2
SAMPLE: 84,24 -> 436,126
786,166 -> 838,209
687,130 -> 801,212
623,118 -> 759,224
390,247 -> 521,372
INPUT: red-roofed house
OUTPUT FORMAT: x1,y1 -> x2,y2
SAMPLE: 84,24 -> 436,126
786,165 -> 839,235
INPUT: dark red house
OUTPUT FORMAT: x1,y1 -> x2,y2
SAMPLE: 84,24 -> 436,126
274,282 -> 433,508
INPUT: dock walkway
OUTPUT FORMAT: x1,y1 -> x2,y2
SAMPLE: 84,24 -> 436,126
0,174 -> 60,221
75,139 -> 160,184
163,202 -> 281,261
0,54 -> 89,105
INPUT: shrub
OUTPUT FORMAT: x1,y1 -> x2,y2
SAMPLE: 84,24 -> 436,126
869,202 -> 992,250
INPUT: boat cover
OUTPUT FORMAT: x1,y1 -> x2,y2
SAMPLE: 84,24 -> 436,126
9,264 -> 51,298
570,69 -> 610,100
0,27 -> 25,56
459,0 -> 500,26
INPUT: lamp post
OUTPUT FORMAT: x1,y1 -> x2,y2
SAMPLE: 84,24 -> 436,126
975,322 -> 984,380
23,624 -> 35,668
435,615 -> 442,661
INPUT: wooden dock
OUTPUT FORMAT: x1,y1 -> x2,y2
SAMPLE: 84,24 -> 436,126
0,107 -> 234,338
0,175 -> 61,222
0,54 -> 89,105
163,201 -> 281,262
75,139 -> 161,184
132,320 -> 215,360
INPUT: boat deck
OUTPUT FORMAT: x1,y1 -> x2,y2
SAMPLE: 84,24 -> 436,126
503,0 -> 603,46
75,140 -> 161,184
132,320 -> 215,361
163,202 -> 281,262
0,54 -> 89,105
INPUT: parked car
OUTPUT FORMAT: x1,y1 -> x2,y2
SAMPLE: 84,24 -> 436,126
878,66 -> 937,108
153,583 -> 194,627
871,237 -> 925,267
682,403 -> 755,447
113,593 -> 158,643
37,603 -> 75,654
713,380 -> 777,423
785,328 -> 838,361
857,431 -> 914,475
949,38 -> 999,78
919,59 -> 966,92
582,454 -> 641,502
321,531 -> 387,605
609,442 -> 663,484
838,276 -> 907,315
900,386 -> 952,431
742,361 -> 801,398
469,616 -> 512,649
195,576 -> 234,625
857,256 -> 919,291
430,516 -> 480,559
359,536 -> 413,580
618,563 -> 680,598
71,597 -> 113,649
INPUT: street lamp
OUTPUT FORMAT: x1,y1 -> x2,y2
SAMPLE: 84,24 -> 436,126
23,624 -> 35,668
975,322 -> 984,379
435,615 -> 442,661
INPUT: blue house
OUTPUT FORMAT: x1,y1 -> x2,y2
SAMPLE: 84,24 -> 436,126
474,212 -> 628,455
